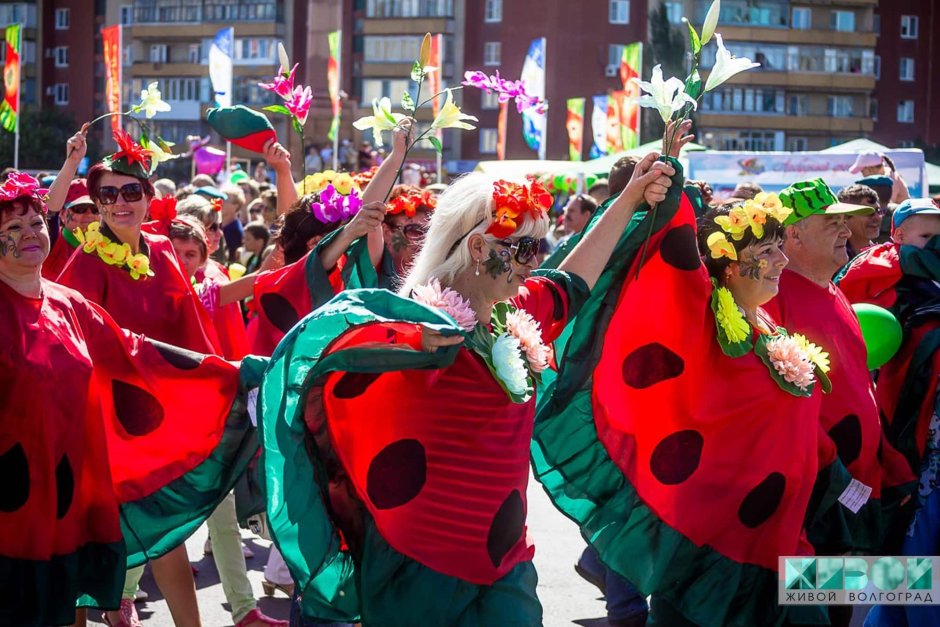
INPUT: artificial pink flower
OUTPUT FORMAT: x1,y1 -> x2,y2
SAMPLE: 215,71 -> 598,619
258,63 -> 299,100
309,184 -> 362,224
462,70 -> 546,114
411,279 -> 477,331
285,85 -> 313,126
505,308 -> 551,373
0,171 -> 49,205
765,335 -> 816,390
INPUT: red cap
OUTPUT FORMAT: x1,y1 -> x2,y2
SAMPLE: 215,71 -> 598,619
64,178 -> 94,209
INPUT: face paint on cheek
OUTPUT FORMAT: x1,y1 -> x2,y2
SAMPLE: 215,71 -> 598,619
737,249 -> 766,281
484,248 -> 514,282
390,228 -> 409,252
0,232 -> 21,258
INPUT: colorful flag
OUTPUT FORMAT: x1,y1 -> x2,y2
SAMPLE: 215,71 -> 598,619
209,27 -> 234,108
607,91 -> 626,154
0,24 -> 21,133
590,95 -> 608,158
566,98 -> 584,161
619,42 -> 642,149
327,30 -> 342,142
520,38 -> 546,159
427,34 -> 443,139
496,100 -> 508,160
101,25 -> 122,133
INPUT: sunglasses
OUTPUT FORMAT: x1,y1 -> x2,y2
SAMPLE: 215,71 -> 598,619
207,222 -> 221,232
393,223 -> 428,242
496,236 -> 539,265
97,183 -> 144,205
68,204 -> 99,215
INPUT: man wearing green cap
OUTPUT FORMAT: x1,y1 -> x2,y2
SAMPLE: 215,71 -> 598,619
765,178 -> 916,626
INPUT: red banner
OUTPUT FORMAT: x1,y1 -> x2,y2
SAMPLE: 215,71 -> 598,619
496,100 -> 508,160
102,25 -> 122,132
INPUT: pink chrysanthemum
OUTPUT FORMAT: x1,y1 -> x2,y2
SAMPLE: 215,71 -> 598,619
412,279 -> 477,331
505,309 -> 551,373
765,335 -> 815,390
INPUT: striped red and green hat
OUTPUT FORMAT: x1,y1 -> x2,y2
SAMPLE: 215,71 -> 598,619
207,105 -> 277,154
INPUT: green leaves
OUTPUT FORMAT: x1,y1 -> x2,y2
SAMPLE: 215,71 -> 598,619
427,135 -> 442,154
410,61 -> 424,83
684,68 -> 702,101
684,18 -> 702,56
263,104 -> 291,116
401,90 -> 416,114
292,117 -> 304,137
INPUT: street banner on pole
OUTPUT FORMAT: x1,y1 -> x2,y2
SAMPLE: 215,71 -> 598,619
209,27 -> 234,108
607,91 -> 626,153
102,25 -> 122,132
590,95 -> 608,158
566,97 -> 584,161
521,37 -> 546,159
496,100 -> 508,160
619,42 -> 642,149
1,24 -> 21,133
327,30 -> 341,142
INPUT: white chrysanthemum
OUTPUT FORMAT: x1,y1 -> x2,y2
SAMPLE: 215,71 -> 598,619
491,333 -> 529,396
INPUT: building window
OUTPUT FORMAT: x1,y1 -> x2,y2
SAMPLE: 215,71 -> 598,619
484,0 -> 502,22
361,78 -> 413,106
364,36 -> 425,63
479,128 -> 498,154
481,91 -> 499,110
609,0 -> 630,24
120,5 -> 133,25
898,100 -> 914,123
189,43 -> 201,64
54,8 -> 69,30
484,42 -> 501,66
123,45 -> 133,66
664,2 -> 682,24
870,99 -> 878,121
900,57 -> 915,81
787,95 -> 807,116
791,7 -> 810,30
898,140 -> 915,148
608,44 -> 625,68
788,137 -> 808,151
830,10 -> 855,32
874,55 -> 881,79
150,44 -> 168,63
827,96 -> 854,117
901,15 -> 918,39
53,83 -> 69,105
54,46 -> 68,67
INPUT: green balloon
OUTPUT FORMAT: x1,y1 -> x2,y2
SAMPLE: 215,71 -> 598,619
553,174 -> 567,192
852,303 -> 903,369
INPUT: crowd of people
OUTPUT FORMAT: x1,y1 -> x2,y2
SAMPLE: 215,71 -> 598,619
2,112 -> 939,627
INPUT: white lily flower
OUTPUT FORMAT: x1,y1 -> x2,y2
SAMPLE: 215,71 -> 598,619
148,141 -> 176,167
634,65 -> 697,124
430,89 -> 478,131
138,82 -> 171,119
352,97 -> 406,147
277,42 -> 291,75
704,34 -> 761,92
701,0 -> 720,45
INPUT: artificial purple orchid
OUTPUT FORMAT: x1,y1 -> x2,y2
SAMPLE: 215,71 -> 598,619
310,184 -> 363,224
462,70 -> 546,114
258,63 -> 299,100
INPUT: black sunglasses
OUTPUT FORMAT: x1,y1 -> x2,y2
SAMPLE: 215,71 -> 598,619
394,223 -> 428,242
68,204 -> 99,215
496,236 -> 539,265
97,183 -> 144,205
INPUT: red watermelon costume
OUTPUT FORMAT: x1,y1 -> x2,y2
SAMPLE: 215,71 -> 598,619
0,276 -> 250,626
198,259 -> 249,360
41,225 -> 79,280
532,164 -> 829,626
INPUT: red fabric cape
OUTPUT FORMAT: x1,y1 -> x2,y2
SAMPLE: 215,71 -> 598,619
198,259 -> 249,360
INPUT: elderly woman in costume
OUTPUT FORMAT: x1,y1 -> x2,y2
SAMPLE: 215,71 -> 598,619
257,152 -> 674,625
0,172 -> 247,626
531,159 -> 840,625
56,130 -> 283,627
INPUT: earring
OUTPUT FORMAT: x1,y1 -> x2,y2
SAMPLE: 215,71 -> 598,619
475,258 -> 481,276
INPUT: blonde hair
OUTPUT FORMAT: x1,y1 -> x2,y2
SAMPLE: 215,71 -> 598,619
177,194 -> 218,228
399,172 -> 550,296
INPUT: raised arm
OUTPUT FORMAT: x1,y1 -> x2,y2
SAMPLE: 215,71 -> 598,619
47,126 -> 88,214
263,140 -> 298,216
360,122 -> 412,267
558,152 -> 675,290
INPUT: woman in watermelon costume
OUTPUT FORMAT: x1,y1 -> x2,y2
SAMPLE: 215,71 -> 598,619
0,174 -> 253,626
255,153 -> 675,625
55,133 -> 280,627
532,163 -> 836,626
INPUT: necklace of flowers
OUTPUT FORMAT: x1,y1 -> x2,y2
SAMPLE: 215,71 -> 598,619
705,193 -> 792,260
411,279 -> 551,403
710,279 -> 831,397
75,222 -> 153,281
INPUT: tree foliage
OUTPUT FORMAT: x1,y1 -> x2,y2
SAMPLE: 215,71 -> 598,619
0,109 -> 93,171
644,5 -> 690,144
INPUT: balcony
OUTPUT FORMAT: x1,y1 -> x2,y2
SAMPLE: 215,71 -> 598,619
131,0 -> 283,25
720,25 -> 876,48
698,113 -> 874,134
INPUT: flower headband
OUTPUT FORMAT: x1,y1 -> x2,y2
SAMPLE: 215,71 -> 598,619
706,192 -> 791,261
352,166 -> 378,190
297,170 -> 360,197
487,179 -> 552,239
112,128 -> 152,169
0,172 -> 50,212
388,189 -> 436,218
310,183 -> 363,224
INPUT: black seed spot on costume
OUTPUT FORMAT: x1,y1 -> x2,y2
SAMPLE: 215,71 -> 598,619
650,430 -> 704,485
260,293 -> 300,333
0,443 -> 29,512
738,472 -> 786,528
622,343 -> 685,389
56,455 -> 74,520
366,439 -> 426,510
112,380 -> 165,436
829,414 -> 863,467
149,339 -> 204,370
487,490 -> 525,567
333,372 -> 382,399
660,225 -> 702,271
